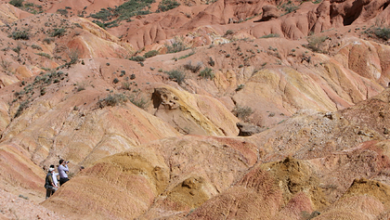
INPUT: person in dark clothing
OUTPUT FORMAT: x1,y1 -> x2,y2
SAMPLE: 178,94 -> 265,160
44,167 -> 57,199
58,159 -> 70,186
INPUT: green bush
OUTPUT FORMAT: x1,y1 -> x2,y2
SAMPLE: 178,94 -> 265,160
166,41 -> 186,53
235,84 -> 244,91
31,44 -> 42,50
10,30 -> 29,40
14,100 -> 29,118
208,57 -> 215,66
69,50 -> 79,64
51,28 -> 66,37
12,45 -> 21,54
281,3 -> 299,14
199,67 -> 214,79
90,8 -> 113,22
374,27 -> 390,41
306,35 -> 327,52
233,105 -> 253,120
178,50 -> 195,60
158,0 -> 180,12
129,96 -> 147,109
57,9 -> 68,15
130,56 -> 145,62
36,52 -> 51,59
98,93 -> 128,108
144,50 -> 158,58
166,69 -> 186,85
122,82 -> 131,90
259,33 -> 279,38
43,38 -> 53,44
183,61 -> 202,73
9,0 -> 23,7
115,0 -> 154,21
224,30 -> 234,36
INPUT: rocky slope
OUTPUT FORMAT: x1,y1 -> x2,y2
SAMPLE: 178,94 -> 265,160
0,0 -> 390,219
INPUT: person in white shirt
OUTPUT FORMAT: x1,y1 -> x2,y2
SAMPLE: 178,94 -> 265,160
45,166 -> 58,199
50,165 -> 59,188
58,159 -> 70,186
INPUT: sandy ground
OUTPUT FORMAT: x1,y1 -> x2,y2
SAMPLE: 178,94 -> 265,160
0,189 -> 62,220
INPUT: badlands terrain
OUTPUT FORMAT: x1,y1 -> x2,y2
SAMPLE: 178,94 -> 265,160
0,0 -> 390,219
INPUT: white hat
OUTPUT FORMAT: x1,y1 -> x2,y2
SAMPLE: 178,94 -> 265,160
49,168 -> 55,172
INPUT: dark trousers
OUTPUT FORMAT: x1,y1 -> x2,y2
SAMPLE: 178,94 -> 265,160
45,186 -> 57,199
59,177 -> 69,186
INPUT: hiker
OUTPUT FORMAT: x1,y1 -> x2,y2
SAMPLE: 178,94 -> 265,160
44,166 -> 57,199
58,159 -> 70,186
50,165 -> 59,189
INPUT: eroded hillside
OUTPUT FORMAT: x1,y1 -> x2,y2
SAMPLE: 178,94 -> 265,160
0,0 -> 390,219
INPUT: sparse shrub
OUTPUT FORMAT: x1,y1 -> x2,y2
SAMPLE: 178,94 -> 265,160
67,50 -> 79,66
57,9 -> 68,15
179,50 -> 195,60
12,45 -> 21,54
43,38 -> 53,44
183,61 -> 202,73
208,57 -> 215,66
113,78 -> 119,84
199,67 -> 214,79
98,93 -> 128,108
120,70 -> 126,77
115,0 -> 153,21
144,50 -> 158,58
129,95 -> 147,109
130,56 -> 145,62
306,35 -> 327,52
122,82 -> 131,90
51,28 -> 66,37
233,105 -> 253,120
166,41 -> 186,53
36,52 -> 51,59
130,74 -> 136,80
281,3 -> 299,14
40,88 -> 46,95
92,20 -> 105,29
224,30 -> 234,36
90,8 -> 113,22
166,69 -> 186,85
158,0 -> 180,12
235,84 -> 244,91
14,100 -> 29,118
76,85 -> 85,92
90,0 -> 154,27
10,0 -> 23,7
374,27 -> 390,41
31,44 -> 42,50
260,33 -> 279,38
10,30 -> 29,40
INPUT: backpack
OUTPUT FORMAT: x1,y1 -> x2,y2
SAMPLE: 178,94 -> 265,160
44,172 -> 53,189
